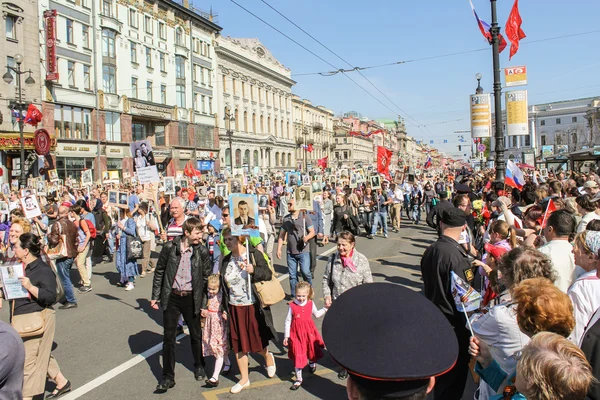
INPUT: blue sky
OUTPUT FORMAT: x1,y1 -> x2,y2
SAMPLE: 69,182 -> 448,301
202,0 -> 600,155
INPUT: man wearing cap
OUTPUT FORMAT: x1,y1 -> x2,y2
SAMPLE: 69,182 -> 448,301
421,208 -> 475,400
323,283 -> 458,400
584,180 -> 600,196
425,191 -> 453,236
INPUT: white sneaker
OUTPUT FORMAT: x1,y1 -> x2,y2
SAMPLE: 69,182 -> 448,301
230,380 -> 250,394
266,352 -> 276,378
125,283 -> 134,291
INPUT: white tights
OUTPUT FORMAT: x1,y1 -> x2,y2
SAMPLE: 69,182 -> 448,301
212,354 -> 231,380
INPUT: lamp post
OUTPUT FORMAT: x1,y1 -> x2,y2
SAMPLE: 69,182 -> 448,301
223,109 -> 235,174
490,0 -> 505,182
475,73 -> 484,171
3,53 -> 36,188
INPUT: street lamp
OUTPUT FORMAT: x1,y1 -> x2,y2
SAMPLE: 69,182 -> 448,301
3,53 -> 36,188
475,72 -> 483,94
223,109 -> 235,174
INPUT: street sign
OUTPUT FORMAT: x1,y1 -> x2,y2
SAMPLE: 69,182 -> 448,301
477,144 -> 486,152
504,66 -> 527,87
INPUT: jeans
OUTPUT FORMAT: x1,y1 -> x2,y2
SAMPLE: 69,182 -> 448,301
55,257 -> 76,304
412,206 -> 421,223
107,231 -> 115,255
363,211 -> 373,233
371,212 -> 388,235
426,202 -> 433,216
162,293 -> 204,380
287,252 -> 312,297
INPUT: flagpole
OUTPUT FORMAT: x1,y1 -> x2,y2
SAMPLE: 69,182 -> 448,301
490,0 -> 506,183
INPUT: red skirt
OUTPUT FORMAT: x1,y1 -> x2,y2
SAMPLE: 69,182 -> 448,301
229,303 -> 271,354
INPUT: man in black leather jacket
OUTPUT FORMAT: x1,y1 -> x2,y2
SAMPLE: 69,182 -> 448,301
150,217 -> 212,393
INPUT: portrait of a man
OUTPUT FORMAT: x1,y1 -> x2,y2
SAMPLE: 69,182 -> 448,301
370,175 -> 381,189
216,184 -> 227,198
229,178 -> 243,194
258,194 -> 269,209
20,195 -> 41,219
234,200 -> 255,226
295,185 -> 313,211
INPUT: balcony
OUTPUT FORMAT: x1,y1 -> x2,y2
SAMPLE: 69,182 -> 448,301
313,122 -> 323,131
99,12 -> 122,34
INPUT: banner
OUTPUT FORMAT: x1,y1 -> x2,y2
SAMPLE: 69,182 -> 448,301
44,10 -> 59,81
505,66 -> 527,87
470,93 -> 492,138
506,90 -> 528,136
377,146 -> 393,180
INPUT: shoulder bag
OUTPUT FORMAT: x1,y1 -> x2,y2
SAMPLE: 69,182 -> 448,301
47,221 -> 68,260
251,252 -> 285,308
11,299 -> 45,338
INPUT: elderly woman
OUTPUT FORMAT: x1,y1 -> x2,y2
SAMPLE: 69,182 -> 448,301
220,227 -> 277,394
470,247 -> 557,400
470,277 -> 590,399
576,194 -> 600,233
568,231 -> 600,345
1,233 -> 71,400
330,194 -> 353,240
115,208 -> 138,290
322,231 -> 372,379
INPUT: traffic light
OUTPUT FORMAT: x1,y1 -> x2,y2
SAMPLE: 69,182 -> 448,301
458,145 -> 462,151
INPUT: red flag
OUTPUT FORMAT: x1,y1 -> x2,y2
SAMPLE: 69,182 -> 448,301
505,0 -> 526,60
538,199 -> 556,229
307,143 -> 314,153
377,146 -> 393,180
24,104 -> 43,126
317,156 -> 328,169
469,0 -> 507,53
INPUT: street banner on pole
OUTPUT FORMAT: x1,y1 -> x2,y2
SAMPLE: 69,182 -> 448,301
506,90 -> 528,136
470,93 -> 492,138
504,66 -> 527,87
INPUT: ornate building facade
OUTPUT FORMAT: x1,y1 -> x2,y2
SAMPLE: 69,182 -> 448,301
291,96 -> 334,170
215,36 -> 296,173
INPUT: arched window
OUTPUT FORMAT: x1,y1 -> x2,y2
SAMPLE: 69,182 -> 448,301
275,152 -> 280,167
252,113 -> 256,133
260,115 -> 264,133
287,153 -> 292,167
175,27 -> 183,45
281,120 -> 284,137
235,149 -> 241,167
286,122 -> 290,139
253,150 -> 259,167
267,116 -> 271,134
274,118 -> 278,136
244,149 -> 250,166
234,109 -> 239,131
243,111 -> 248,132
224,148 -> 231,167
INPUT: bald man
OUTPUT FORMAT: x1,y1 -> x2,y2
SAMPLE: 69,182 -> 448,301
48,205 -> 80,309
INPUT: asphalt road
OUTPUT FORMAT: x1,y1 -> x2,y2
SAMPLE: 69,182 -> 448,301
0,216 -> 476,400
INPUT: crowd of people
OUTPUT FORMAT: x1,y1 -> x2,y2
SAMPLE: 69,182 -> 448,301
0,165 -> 599,399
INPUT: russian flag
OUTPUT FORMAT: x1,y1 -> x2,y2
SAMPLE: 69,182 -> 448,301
424,157 -> 432,169
469,0 -> 507,53
505,160 -> 525,189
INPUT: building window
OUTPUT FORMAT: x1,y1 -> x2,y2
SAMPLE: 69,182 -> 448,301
102,65 -> 116,92
176,84 -> 185,108
200,67 -> 205,85
556,118 -> 561,124
144,15 -> 152,34
82,25 -> 90,48
512,136 -> 517,147
106,158 -> 122,171
5,15 -> 17,40
266,90 -> 269,105
241,82 -> 245,97
252,113 -> 256,133
130,41 -> 137,63
234,109 -> 239,131
67,61 -> 75,86
175,27 -> 183,45
260,115 -> 264,133
274,118 -> 277,135
145,46 -> 152,68
232,78 -> 236,95
206,43 -> 211,58
175,56 -> 185,79
208,97 -> 212,114
541,135 -> 546,146
222,75 -> 226,92
159,52 -> 165,72
572,116 -> 577,123
105,111 -> 121,141
540,120 -> 545,126
178,123 -> 189,146
54,105 -> 92,140
201,95 -> 206,113
102,29 -> 116,58
250,85 -> 254,100
158,22 -> 166,39
243,111 -> 248,132
155,125 -> 165,146
146,81 -> 152,102
83,65 -> 91,90
160,84 -> 166,104
525,135 -> 531,146
131,77 -> 138,98
267,116 -> 271,133
66,19 -> 74,44
131,121 -> 147,141
129,9 -> 138,28
102,0 -> 113,17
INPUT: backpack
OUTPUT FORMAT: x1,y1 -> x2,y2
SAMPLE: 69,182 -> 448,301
82,219 -> 97,239
93,209 -> 106,233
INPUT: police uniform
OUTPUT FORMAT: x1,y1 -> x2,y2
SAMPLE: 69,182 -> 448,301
420,207 -> 475,400
322,283 -> 458,399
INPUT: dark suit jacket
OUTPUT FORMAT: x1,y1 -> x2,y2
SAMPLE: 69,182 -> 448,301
581,314 -> 600,400
234,216 -> 255,226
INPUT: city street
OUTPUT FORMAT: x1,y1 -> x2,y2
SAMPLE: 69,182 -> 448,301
0,218 -> 475,400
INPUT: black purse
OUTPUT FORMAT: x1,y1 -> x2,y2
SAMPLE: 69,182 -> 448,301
126,235 -> 143,260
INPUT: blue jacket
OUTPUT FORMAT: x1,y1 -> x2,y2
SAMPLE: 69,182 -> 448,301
475,360 -> 525,400
307,200 -> 323,236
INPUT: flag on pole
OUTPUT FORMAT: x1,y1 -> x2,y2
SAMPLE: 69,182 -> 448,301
469,0 -> 507,53
505,160 -> 525,189
377,146 -> 393,180
317,156 -> 328,169
307,143 -> 314,153
424,156 -> 432,169
451,271 -> 482,313
505,0 -> 526,60
538,199 -> 556,230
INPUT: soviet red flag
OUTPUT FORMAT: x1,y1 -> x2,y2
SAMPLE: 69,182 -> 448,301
317,156 -> 328,169
505,0 -> 526,60
377,146 -> 393,180
24,104 -> 43,126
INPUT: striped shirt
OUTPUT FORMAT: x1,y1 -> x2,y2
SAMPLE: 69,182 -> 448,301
173,244 -> 193,291
166,216 -> 189,241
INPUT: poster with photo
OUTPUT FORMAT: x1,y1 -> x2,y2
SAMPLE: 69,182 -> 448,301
328,175 -> 336,185
118,192 -> 129,209
0,201 -> 8,214
311,178 -> 323,193
21,188 -> 36,198
339,168 -> 349,179
81,169 -> 93,187
48,169 -> 59,182
355,169 -> 366,183
130,139 -> 156,169
36,180 -> 47,196
178,179 -> 188,189
229,194 -> 259,237
198,186 -> 208,199
257,193 -> 270,210
370,175 -> 381,189
215,183 -> 228,198
302,174 -> 311,185
1,183 -> 10,195
107,190 -> 119,206
0,263 -> 29,300
20,195 -> 42,219
285,171 -> 301,187
350,172 -> 358,188
11,180 -> 18,190
295,185 -> 313,211
163,177 -> 175,195
264,179 -> 271,188
228,178 -> 244,194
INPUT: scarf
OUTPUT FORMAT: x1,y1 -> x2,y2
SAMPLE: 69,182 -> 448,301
340,249 -> 356,273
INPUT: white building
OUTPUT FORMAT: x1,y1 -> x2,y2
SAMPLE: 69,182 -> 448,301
291,96 -> 334,170
215,36 -> 296,173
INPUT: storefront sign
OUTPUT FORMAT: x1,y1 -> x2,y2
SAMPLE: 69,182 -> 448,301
506,90 -> 528,136
177,149 -> 194,159
470,93 -> 492,138
505,66 -> 527,87
34,129 -> 51,155
130,101 -> 172,120
106,145 -> 125,158
0,133 -> 57,151
44,10 -> 59,81
196,150 -> 216,159
197,160 -> 213,171
57,143 -> 97,157
152,149 -> 172,159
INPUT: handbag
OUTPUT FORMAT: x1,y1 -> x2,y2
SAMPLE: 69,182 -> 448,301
47,222 -> 68,260
11,300 -> 45,338
126,235 -> 143,260
251,252 -> 285,308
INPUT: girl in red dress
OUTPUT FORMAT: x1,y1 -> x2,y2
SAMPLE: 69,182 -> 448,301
283,282 -> 328,390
